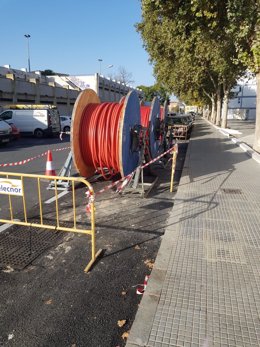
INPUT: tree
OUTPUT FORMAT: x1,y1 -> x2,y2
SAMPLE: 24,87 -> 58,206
224,0 -> 260,150
137,83 -> 170,104
41,69 -> 56,76
137,0 -> 258,136
41,69 -> 68,76
114,66 -> 135,85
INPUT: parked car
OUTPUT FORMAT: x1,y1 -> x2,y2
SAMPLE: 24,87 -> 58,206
184,114 -> 194,127
0,119 -> 12,144
165,114 -> 193,141
9,122 -> 20,140
166,114 -> 192,127
187,111 -> 196,121
60,116 -> 71,133
0,105 -> 61,138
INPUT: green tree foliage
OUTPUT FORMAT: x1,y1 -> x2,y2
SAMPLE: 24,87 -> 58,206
41,69 -> 56,76
224,0 -> 260,151
137,0 -> 259,133
137,84 -> 170,104
225,1 -> 259,71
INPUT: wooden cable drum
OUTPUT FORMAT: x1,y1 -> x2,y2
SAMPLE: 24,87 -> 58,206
71,89 -> 141,179
140,96 -> 161,159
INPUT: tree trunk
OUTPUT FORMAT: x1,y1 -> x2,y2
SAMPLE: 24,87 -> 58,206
253,71 -> 260,153
215,86 -> 222,126
204,105 -> 210,119
211,98 -> 216,123
207,106 -> 210,120
202,106 -> 207,118
221,90 -> 229,128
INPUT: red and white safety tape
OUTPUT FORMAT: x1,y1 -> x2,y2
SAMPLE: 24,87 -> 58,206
0,146 -> 71,167
59,132 -> 70,141
140,144 -> 178,170
136,275 -> 150,295
85,189 -> 95,213
85,144 -> 178,211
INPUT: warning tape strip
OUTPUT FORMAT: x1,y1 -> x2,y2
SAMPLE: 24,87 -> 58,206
59,132 -> 70,141
85,144 -> 178,211
0,146 -> 70,167
136,275 -> 150,295
97,144 -> 178,194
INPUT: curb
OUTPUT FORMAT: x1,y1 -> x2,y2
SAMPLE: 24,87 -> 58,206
204,119 -> 260,164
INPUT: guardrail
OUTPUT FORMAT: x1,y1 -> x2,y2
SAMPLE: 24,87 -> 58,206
0,172 -> 101,272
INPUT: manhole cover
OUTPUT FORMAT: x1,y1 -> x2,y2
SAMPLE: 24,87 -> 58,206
221,188 -> 242,194
204,232 -> 246,264
205,244 -> 246,264
0,223 -> 64,270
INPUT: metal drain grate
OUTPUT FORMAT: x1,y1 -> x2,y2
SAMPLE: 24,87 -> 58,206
216,248 -> 231,259
205,244 -> 246,264
0,223 -> 64,270
221,188 -> 242,194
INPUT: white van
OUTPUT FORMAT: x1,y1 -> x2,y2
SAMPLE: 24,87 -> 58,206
0,105 -> 61,138
0,119 -> 12,144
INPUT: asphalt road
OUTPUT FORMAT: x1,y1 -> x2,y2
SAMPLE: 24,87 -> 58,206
0,136 -> 188,347
0,135 -> 73,218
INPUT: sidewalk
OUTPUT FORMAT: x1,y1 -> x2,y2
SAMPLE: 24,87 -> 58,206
227,119 -> 256,149
127,117 -> 260,347
209,119 -> 260,164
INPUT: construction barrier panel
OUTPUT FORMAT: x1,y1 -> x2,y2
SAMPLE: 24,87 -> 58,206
0,172 -> 101,272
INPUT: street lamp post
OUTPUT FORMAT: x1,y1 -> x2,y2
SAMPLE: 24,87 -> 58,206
24,34 -> 31,72
107,64 -> 114,79
98,58 -> 103,75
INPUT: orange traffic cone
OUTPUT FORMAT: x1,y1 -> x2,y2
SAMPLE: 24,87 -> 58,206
45,150 -> 56,176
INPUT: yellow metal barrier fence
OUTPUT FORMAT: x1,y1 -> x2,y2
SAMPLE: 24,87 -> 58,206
0,172 -> 102,272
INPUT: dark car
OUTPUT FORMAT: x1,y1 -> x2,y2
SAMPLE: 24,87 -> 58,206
166,114 -> 192,127
166,114 -> 193,141
187,111 -> 196,121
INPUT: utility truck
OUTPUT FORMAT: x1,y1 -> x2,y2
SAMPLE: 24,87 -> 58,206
0,105 -> 61,138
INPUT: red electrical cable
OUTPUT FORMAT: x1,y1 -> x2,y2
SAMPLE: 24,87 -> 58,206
140,105 -> 152,158
160,107 -> 164,120
140,106 -> 150,128
79,102 -> 124,179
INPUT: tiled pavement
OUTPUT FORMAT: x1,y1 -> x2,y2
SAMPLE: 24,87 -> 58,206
127,118 -> 260,347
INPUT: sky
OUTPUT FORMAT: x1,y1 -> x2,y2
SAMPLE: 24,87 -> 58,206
0,0 -> 156,87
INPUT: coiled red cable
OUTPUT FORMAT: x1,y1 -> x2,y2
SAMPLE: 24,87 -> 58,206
79,102 -> 124,179
140,106 -> 150,128
160,107 -> 164,120
140,106 -> 151,156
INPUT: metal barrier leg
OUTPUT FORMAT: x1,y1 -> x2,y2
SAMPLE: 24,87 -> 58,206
170,148 -> 178,193
84,201 -> 103,273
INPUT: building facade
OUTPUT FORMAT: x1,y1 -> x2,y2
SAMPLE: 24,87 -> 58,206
0,66 -> 143,116
228,76 -> 257,120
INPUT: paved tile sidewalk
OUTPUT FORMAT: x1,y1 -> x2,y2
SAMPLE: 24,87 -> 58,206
127,118 -> 260,347
227,119 -> 256,148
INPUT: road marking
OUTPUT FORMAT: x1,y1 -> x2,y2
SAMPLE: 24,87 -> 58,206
44,190 -> 69,204
0,219 -> 20,233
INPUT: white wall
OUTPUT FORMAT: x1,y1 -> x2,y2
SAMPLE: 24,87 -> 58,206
228,76 -> 257,120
